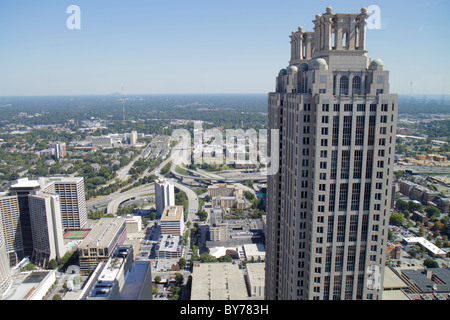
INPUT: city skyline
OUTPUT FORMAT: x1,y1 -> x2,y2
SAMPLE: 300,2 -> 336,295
0,0 -> 449,97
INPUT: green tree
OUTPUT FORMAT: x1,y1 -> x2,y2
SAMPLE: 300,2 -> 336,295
178,257 -> 186,269
243,191 -> 255,201
423,258 -> 439,268
408,201 -> 423,213
424,206 -> 440,218
395,199 -> 408,212
47,259 -> 58,270
218,254 -> 232,262
408,250 -> 417,259
389,213 -> 405,227
175,273 -> 184,286
199,252 -> 217,263
197,210 -> 208,221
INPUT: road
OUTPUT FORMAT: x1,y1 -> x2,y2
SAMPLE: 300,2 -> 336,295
88,140 -> 261,219
170,163 -> 267,183
106,184 -> 155,215
90,143 -> 199,219
86,146 -> 173,213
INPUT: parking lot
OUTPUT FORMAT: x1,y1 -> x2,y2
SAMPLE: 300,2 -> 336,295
388,225 -> 449,269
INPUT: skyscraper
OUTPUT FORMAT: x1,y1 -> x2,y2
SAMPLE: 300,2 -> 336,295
0,194 -> 23,266
265,7 -> 397,300
28,192 -> 67,267
8,176 -> 87,265
0,208 -> 12,299
155,178 -> 175,216
44,177 -> 87,230
9,178 -> 42,257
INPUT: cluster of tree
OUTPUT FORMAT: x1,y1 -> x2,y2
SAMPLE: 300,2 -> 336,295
160,161 -> 172,177
396,199 -> 447,223
153,273 -> 184,300
395,199 -> 424,215
175,188 -> 189,215
197,210 -> 208,221
88,209 -> 113,220
403,119 -> 450,139
129,158 -> 161,175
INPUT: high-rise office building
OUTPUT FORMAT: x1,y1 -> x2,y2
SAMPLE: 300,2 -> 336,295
9,178 -> 43,257
28,192 -> 67,267
265,7 -> 397,300
44,177 -> 87,230
0,210 -> 12,299
155,178 -> 175,216
0,194 -> 23,266
7,176 -> 87,266
54,142 -> 67,159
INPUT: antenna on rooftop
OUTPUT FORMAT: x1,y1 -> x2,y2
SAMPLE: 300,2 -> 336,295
410,82 -> 413,101
121,86 -> 126,123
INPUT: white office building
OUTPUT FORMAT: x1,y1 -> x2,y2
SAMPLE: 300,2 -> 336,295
44,177 -> 87,229
0,211 -> 12,299
160,206 -> 185,236
0,194 -> 23,266
155,179 -> 175,216
28,192 -> 67,267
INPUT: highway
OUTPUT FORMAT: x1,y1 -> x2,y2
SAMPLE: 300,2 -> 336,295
87,140 -> 265,220
170,163 -> 267,183
106,184 -> 155,215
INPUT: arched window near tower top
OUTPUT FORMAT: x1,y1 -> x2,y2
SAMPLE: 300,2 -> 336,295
340,76 -> 349,95
352,76 -> 361,95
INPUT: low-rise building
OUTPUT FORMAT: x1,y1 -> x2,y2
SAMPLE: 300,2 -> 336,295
191,262 -> 249,300
160,206 -> 184,236
402,237 -> 446,257
245,263 -> 265,299
208,206 -> 228,242
155,234 -> 183,259
2,270 -> 57,300
124,214 -> 142,234
401,268 -> 450,298
78,218 -> 127,271
411,210 -> 428,224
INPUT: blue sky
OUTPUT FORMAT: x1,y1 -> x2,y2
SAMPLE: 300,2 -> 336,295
0,0 -> 449,96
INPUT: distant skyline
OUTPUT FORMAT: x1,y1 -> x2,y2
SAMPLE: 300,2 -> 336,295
0,0 -> 449,96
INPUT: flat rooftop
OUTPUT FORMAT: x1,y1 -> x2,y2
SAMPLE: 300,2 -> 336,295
156,234 -> 182,252
2,270 -> 55,300
383,267 -> 408,290
161,206 -> 183,222
118,261 -> 152,300
10,178 -> 41,189
402,268 -> 450,293
47,176 -> 83,183
79,218 -> 125,249
403,237 -> 446,255
246,263 -> 265,288
191,263 -> 249,300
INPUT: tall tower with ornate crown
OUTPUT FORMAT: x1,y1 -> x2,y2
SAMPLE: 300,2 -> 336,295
265,7 -> 397,300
